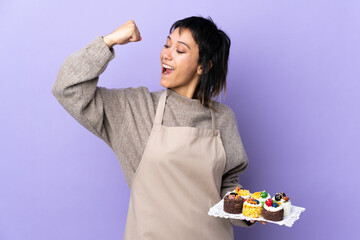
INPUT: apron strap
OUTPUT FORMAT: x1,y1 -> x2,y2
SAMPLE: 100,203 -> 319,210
154,89 -> 168,125
209,108 -> 216,132
154,89 -> 217,135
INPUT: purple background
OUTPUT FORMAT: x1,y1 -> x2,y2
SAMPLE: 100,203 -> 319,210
1,0 -> 359,239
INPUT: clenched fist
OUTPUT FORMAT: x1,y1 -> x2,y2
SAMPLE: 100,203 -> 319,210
103,20 -> 142,48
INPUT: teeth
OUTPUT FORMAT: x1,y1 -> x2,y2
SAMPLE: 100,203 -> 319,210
163,63 -> 174,70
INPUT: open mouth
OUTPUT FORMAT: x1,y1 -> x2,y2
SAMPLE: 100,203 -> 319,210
162,64 -> 175,75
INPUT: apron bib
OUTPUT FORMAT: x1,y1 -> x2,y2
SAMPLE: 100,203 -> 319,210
124,89 -> 233,239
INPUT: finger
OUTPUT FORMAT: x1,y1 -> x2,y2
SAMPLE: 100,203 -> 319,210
135,26 -> 142,41
129,30 -> 141,42
129,34 -> 140,42
250,220 -> 255,224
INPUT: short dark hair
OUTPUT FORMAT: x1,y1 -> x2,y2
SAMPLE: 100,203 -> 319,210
169,16 -> 231,110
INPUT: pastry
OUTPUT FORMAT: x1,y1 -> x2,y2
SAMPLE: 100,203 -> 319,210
262,199 -> 284,221
223,192 -> 244,214
258,191 -> 271,205
242,198 -> 262,218
273,192 -> 291,217
251,191 -> 270,205
251,191 -> 261,200
235,187 -> 251,200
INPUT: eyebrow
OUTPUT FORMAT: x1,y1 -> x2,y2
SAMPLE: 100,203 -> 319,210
167,36 -> 191,50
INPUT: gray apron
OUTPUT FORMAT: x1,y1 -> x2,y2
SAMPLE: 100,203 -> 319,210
124,89 -> 233,239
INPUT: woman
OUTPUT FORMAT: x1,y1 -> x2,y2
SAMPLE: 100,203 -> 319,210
52,16 -> 259,239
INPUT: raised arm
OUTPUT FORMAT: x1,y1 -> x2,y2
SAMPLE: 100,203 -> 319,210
52,20 -> 142,148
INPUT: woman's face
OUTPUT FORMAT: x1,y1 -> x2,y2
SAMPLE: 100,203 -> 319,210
160,27 -> 202,97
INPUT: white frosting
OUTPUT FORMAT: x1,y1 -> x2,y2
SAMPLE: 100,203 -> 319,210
281,200 -> 291,206
259,194 -> 271,203
282,200 -> 292,216
271,196 -> 292,216
264,203 -> 284,212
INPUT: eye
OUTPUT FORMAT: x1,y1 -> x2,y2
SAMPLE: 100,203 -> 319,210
163,44 -> 184,54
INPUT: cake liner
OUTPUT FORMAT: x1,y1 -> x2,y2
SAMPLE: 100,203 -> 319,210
208,191 -> 305,227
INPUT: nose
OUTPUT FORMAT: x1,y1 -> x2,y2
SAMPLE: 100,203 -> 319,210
163,47 -> 172,61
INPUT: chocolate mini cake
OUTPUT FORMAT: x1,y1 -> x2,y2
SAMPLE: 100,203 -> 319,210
262,199 -> 284,221
223,193 -> 244,214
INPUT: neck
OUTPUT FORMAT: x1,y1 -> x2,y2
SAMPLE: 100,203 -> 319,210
170,81 -> 198,99
170,88 -> 193,99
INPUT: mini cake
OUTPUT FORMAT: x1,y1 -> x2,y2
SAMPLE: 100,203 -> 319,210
258,191 -> 271,205
262,199 -> 284,221
223,192 -> 244,214
242,198 -> 262,218
251,191 -> 270,205
250,192 -> 261,200
273,192 -> 292,217
251,191 -> 262,200
235,187 -> 251,200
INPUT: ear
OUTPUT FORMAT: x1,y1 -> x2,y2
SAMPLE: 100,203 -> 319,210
197,64 -> 203,75
197,60 -> 213,75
